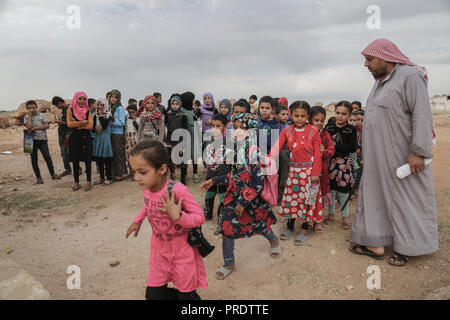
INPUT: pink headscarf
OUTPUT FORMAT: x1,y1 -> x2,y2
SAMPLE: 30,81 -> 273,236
70,91 -> 89,121
362,38 -> 428,83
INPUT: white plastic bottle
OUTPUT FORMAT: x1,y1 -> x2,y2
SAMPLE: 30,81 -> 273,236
396,159 -> 432,179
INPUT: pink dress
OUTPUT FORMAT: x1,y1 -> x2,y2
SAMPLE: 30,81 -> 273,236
133,180 -> 208,293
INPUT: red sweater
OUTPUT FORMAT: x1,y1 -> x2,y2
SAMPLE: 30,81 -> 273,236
270,124 -> 322,176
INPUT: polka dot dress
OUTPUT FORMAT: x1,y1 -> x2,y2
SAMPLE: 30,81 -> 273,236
279,165 -> 323,224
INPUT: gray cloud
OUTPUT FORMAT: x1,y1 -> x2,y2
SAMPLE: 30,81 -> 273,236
0,0 -> 449,110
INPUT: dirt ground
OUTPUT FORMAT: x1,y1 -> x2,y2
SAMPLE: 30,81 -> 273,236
0,115 -> 449,300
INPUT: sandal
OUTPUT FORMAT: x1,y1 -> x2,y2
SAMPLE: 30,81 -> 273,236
324,214 -> 335,224
294,234 -> 308,246
342,218 -> 352,229
279,229 -> 293,241
388,252 -> 409,267
216,266 -> 234,280
350,244 -> 384,259
84,184 -> 92,192
72,184 -> 81,191
102,180 -> 113,186
314,223 -> 323,233
270,239 -> 282,258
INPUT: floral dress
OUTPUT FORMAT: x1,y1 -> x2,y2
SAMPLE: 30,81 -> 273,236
325,123 -> 358,194
212,141 -> 277,240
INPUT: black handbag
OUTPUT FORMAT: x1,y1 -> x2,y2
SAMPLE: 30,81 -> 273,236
167,181 -> 215,258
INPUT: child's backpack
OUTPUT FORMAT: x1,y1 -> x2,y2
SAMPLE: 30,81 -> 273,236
244,145 -> 278,206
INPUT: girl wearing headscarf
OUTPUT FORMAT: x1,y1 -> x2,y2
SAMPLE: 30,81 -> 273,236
108,89 -> 129,181
92,99 -> 113,185
218,99 -> 232,122
137,95 -> 165,143
180,91 -> 200,182
166,95 -> 189,184
67,91 -> 94,191
278,97 -> 289,108
198,112 -> 281,280
198,92 -> 217,133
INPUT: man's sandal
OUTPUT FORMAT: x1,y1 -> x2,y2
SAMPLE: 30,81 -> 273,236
388,252 -> 409,267
350,244 -> 384,259
72,185 -> 81,191
279,229 -> 293,241
294,234 -> 308,246
216,266 -> 234,280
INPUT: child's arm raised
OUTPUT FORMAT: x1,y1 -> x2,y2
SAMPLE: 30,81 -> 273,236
161,184 -> 205,229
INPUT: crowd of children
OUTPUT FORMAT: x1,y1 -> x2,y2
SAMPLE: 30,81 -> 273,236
24,92 -> 365,300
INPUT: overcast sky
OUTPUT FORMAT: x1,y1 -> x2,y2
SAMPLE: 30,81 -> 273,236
1,0 -> 449,110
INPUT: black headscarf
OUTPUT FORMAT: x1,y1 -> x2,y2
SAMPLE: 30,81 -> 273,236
181,92 -> 195,111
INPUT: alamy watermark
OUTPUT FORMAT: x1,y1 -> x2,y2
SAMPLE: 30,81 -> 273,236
366,5 -> 381,30
66,265 -> 81,289
66,5 -> 81,30
366,265 -> 381,290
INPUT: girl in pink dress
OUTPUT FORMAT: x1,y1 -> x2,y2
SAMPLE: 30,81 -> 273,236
126,139 -> 207,300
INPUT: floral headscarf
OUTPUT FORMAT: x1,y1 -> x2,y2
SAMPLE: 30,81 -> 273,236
95,98 -> 111,119
141,95 -> 162,121
234,112 -> 258,129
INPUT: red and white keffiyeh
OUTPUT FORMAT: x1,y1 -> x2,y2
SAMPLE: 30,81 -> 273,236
362,38 -> 428,83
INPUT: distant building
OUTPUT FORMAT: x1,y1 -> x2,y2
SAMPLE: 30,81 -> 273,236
430,94 -> 450,113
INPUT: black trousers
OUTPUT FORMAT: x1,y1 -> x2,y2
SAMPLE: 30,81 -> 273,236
97,158 -> 112,181
31,140 -> 55,179
73,161 -> 91,183
145,285 -> 201,300
287,219 -> 309,231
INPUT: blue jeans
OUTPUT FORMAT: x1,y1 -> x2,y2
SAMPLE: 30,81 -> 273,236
222,228 -> 276,266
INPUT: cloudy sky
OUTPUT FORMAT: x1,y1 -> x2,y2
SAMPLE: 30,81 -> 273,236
1,0 -> 449,110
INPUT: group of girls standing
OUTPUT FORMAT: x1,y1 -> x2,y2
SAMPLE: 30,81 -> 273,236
122,94 -> 360,301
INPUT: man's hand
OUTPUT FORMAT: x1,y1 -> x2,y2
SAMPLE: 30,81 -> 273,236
310,175 -> 319,184
407,152 -> 426,175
